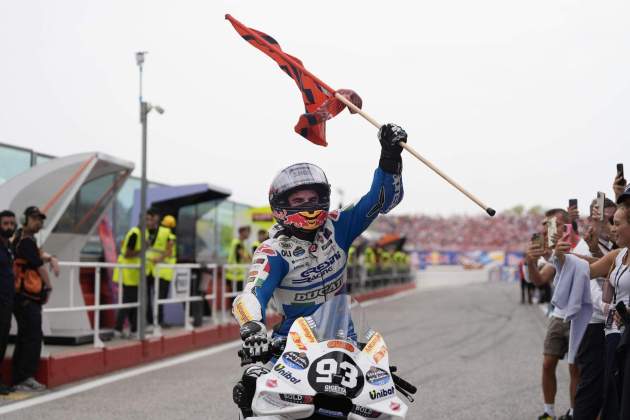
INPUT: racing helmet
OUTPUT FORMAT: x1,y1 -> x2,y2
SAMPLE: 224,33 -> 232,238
269,163 -> 331,232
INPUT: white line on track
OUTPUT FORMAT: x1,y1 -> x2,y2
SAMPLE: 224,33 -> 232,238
0,340 -> 242,415
0,286 -> 421,415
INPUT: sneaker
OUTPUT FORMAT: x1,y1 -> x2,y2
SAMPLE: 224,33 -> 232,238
0,383 -> 14,395
14,377 -> 46,392
558,410 -> 573,420
538,413 -> 554,420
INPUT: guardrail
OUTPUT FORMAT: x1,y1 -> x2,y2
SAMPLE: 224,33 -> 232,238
46,261 -> 415,348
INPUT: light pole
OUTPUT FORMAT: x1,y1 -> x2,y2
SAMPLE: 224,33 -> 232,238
135,51 -> 164,340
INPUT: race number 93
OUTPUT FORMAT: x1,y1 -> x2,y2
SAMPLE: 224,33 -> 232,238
307,351 -> 364,399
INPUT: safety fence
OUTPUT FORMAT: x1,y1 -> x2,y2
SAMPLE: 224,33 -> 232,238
47,261 -> 415,348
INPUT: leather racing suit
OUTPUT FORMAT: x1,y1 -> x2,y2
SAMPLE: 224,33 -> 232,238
232,167 -> 403,336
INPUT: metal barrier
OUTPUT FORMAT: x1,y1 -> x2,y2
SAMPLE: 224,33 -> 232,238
152,263 -> 219,337
47,261 -> 222,347
46,261 -> 414,348
47,262 -> 141,348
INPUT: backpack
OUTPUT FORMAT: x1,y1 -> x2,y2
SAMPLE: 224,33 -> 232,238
12,237 -> 46,301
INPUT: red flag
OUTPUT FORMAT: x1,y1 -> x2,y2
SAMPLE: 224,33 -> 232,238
225,14 -> 362,147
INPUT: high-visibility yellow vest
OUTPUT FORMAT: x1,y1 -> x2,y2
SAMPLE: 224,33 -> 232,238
364,247 -> 376,270
393,251 -> 407,268
113,227 -> 144,286
158,231 -> 177,281
380,251 -> 392,268
251,241 -> 260,256
348,246 -> 357,265
226,238 -> 250,282
147,226 -> 173,280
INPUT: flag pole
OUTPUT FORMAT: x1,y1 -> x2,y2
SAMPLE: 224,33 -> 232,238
334,92 -> 496,217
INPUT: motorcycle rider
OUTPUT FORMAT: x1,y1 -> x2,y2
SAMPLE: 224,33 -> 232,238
232,123 -> 407,415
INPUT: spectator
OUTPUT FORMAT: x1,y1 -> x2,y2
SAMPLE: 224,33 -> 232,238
519,258 -> 533,304
526,208 -> 584,420
555,187 -> 630,419
0,210 -> 16,395
570,199 -> 616,420
11,206 -> 58,392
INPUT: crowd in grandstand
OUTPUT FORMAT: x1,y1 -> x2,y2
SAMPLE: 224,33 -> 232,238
373,211 -> 543,252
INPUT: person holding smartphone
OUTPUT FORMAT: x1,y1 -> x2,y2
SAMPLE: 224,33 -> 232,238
527,208 -> 588,420
555,190 -> 630,419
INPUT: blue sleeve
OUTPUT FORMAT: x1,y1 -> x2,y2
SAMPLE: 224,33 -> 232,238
249,248 -> 289,322
334,168 -> 403,249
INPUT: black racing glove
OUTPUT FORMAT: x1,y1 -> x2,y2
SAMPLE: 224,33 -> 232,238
239,321 -> 269,363
378,123 -> 407,174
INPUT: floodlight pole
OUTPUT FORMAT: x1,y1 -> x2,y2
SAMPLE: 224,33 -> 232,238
136,51 -> 149,340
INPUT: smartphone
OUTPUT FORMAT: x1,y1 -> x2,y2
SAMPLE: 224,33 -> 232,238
597,191 -> 606,222
547,217 -> 557,248
569,198 -> 577,208
617,163 -> 625,185
563,224 -> 574,243
531,233 -> 544,249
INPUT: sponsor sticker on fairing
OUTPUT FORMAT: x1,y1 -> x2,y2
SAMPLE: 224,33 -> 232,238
369,386 -> 395,401
289,332 -> 307,351
296,318 -> 317,343
365,366 -> 390,386
273,363 -> 302,384
282,351 -> 309,370
373,345 -> 388,364
363,332 -> 383,355
324,384 -> 347,395
352,405 -> 382,418
326,340 -> 356,353
279,393 -> 314,404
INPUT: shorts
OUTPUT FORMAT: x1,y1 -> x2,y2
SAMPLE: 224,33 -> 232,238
543,316 -> 570,358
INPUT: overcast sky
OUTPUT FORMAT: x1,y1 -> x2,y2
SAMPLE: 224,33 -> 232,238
0,1 -> 627,216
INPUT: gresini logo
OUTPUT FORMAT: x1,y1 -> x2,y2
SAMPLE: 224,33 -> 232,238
300,252 -> 342,280
273,363 -> 301,384
294,277 -> 344,302
369,386 -> 395,400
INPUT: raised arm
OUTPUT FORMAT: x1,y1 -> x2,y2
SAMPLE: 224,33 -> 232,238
336,124 -> 406,247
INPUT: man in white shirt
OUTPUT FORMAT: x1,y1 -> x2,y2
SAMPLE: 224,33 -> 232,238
527,208 -> 583,420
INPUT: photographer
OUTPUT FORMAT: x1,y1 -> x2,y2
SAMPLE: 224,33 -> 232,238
11,206 -> 58,392
527,208 -> 587,420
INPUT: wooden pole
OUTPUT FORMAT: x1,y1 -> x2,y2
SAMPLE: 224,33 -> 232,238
334,92 -> 496,217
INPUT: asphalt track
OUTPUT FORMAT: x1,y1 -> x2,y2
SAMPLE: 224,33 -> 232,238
0,268 -> 571,419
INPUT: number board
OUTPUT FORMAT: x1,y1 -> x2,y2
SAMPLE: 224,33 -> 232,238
307,351 -> 364,399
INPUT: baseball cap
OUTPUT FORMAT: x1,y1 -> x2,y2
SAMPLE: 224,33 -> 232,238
617,184 -> 630,204
23,206 -> 46,220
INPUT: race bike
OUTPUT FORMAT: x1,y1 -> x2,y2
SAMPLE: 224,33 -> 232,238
235,294 -> 417,419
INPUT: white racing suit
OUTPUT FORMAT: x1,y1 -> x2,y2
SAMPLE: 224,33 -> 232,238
232,167 -> 403,336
